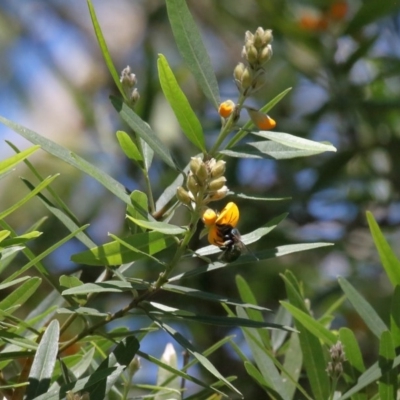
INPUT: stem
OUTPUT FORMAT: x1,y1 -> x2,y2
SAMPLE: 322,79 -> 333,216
142,168 -> 155,214
209,93 -> 246,155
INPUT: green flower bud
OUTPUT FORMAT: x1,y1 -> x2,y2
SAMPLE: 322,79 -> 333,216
208,176 -> 227,191
120,66 -> 137,88
245,44 -> 258,64
189,157 -> 202,175
207,185 -> 229,202
210,160 -> 226,178
187,174 -> 199,195
259,44 -> 273,65
196,162 -> 209,185
240,67 -> 253,90
176,186 -> 191,205
262,29 -> 273,45
234,62 -> 246,85
253,27 -> 264,48
130,88 -> 140,105
244,30 -> 254,44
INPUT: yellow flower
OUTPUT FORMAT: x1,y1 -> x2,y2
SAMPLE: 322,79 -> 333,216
202,202 -> 240,246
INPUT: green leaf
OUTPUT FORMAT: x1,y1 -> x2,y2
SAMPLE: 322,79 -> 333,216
0,277 -> 41,314
126,215 -> 186,235
148,317 -> 241,397
0,230 -> 11,243
4,225 -> 89,286
236,307 -> 290,399
0,276 -> 30,291
339,354 -> 400,400
338,277 -> 387,338
26,320 -> 59,400
162,283 -> 271,311
62,280 -> 149,296
390,286 -> 400,348
0,145 -> 40,176
127,190 -> 149,233
0,115 -> 131,204
59,275 -> 86,306
221,140 -> 328,160
282,332 -> 303,399
378,331 -> 397,400
339,327 -> 365,384
158,54 -> 206,152
56,307 -> 108,317
1,231 -> 42,247
86,0 -> 126,100
72,231 -> 174,266
116,130 -> 143,163
280,301 -> 337,345
0,174 -> 59,220
165,0 -> 220,109
251,131 -> 337,153
110,96 -> 178,170
234,192 -> 290,201
244,361 -> 269,389
172,242 -> 332,281
366,211 -> 400,287
282,271 -> 330,400
271,305 -> 292,352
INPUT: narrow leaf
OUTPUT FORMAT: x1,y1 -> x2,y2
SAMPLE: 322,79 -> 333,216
0,145 -> 40,176
72,231 -> 174,266
86,0 -> 126,100
378,331 -> 397,400
282,271 -> 330,400
0,115 -> 131,204
166,0 -> 220,108
126,215 -> 185,235
338,277 -> 387,338
110,96 -> 178,170
366,211 -> 400,287
26,320 -> 59,399
280,301 -> 337,345
222,141 -> 327,160
252,131 -> 337,153
172,242 -> 332,281
116,130 -> 143,163
158,54 -> 205,151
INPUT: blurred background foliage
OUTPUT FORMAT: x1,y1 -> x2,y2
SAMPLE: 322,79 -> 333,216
1,0 -> 400,397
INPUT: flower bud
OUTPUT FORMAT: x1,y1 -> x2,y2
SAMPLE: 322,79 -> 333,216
176,186 -> 191,205
233,62 -> 246,82
210,160 -> 226,178
130,88 -> 140,105
196,163 -> 209,185
218,100 -> 235,118
189,157 -> 202,175
259,44 -> 273,65
208,176 -> 227,192
187,175 -> 199,195
245,44 -> 258,64
208,186 -> 229,202
262,29 -> 273,45
240,67 -> 253,90
253,27 -> 264,48
120,66 -> 137,88
244,30 -> 254,44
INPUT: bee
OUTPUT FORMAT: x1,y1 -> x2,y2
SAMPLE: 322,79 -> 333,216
217,225 -> 246,262
202,202 -> 250,263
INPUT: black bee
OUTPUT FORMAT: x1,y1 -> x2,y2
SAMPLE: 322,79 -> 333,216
217,224 -> 247,263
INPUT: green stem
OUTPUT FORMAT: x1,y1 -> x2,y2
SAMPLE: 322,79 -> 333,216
209,93 -> 246,156
142,168 -> 155,214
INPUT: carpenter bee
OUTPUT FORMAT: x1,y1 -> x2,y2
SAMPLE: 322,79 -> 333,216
216,224 -> 247,263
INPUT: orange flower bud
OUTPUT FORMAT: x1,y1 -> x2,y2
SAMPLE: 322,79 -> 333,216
246,107 -> 276,130
202,208 -> 218,226
218,100 -> 235,119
